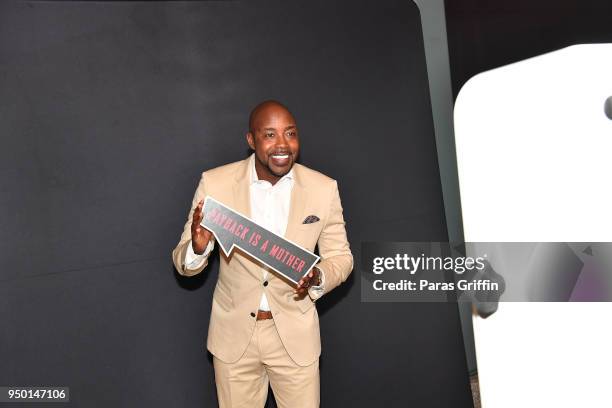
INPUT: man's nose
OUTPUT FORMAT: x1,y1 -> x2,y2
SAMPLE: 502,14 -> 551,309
275,133 -> 289,148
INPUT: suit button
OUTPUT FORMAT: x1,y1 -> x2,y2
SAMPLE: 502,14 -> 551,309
263,281 -> 268,287
250,312 -> 256,318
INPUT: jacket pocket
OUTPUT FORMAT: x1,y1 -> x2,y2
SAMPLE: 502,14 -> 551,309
293,224 -> 322,252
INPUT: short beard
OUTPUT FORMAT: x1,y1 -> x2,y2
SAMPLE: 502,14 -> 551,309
267,159 -> 292,177
254,154 -> 292,179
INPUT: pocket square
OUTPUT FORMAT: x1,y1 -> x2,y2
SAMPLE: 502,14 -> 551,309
302,215 -> 320,224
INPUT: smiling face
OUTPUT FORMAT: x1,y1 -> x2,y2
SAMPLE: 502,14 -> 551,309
246,101 -> 300,185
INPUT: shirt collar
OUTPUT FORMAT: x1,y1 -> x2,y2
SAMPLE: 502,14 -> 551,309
248,153 -> 294,186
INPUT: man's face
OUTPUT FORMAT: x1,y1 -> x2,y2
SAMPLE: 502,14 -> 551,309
247,105 -> 300,183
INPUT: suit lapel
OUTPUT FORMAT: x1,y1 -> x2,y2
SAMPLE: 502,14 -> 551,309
232,158 -> 251,218
284,164 -> 308,242
230,158 -> 260,278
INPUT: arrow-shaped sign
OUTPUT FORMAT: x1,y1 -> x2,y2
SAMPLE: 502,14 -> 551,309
201,196 -> 320,285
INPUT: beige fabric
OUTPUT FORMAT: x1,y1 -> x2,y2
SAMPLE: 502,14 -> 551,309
213,319 -> 319,408
171,157 -> 353,367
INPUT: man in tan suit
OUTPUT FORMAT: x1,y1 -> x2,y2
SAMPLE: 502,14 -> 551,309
172,100 -> 353,408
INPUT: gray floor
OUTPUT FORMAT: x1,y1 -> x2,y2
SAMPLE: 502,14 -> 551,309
470,374 -> 481,408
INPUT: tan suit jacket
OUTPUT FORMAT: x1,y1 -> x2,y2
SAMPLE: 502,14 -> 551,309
172,157 -> 353,366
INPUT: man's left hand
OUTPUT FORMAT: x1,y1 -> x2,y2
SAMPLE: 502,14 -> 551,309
294,267 -> 321,296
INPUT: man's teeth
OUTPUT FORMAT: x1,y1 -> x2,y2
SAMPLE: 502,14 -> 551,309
272,154 -> 289,159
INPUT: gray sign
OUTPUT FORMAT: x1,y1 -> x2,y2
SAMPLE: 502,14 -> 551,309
201,197 -> 320,285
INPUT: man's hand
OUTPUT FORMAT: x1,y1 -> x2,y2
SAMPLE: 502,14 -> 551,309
191,199 -> 213,254
294,267 -> 321,297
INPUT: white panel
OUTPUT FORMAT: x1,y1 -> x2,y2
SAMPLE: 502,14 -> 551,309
454,44 -> 612,408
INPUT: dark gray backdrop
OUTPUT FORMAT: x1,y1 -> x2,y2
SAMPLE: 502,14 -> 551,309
0,1 -> 473,407
445,0 -> 612,97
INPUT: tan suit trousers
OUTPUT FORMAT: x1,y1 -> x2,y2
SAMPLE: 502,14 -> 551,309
213,318 -> 320,408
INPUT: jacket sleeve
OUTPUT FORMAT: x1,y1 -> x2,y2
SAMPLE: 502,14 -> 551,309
171,172 -> 216,276
314,180 -> 354,295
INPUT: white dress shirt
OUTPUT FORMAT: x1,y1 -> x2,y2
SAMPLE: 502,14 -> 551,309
184,154 -> 325,309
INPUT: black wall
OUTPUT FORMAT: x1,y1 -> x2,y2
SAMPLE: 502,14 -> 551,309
445,0 -> 612,98
0,1 -> 472,407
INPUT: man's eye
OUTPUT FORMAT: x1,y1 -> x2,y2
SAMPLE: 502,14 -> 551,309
286,131 -> 296,137
265,133 -> 274,138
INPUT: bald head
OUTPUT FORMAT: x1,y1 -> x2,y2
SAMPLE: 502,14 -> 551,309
246,100 -> 300,185
248,100 -> 295,134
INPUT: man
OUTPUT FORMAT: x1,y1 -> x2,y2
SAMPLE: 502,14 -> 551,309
172,100 -> 353,408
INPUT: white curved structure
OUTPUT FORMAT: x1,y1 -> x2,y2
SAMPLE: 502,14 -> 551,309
454,44 -> 612,408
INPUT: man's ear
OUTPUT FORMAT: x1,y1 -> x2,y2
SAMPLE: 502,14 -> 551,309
246,132 -> 255,150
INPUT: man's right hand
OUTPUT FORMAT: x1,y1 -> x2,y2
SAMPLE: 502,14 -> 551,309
191,199 -> 213,254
